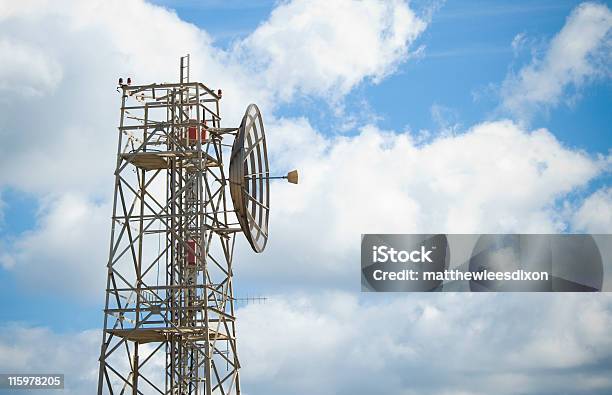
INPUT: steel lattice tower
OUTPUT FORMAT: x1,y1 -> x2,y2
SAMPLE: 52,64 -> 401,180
97,56 -> 246,394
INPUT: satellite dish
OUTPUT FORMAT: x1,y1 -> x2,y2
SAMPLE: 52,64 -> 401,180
230,104 -> 270,253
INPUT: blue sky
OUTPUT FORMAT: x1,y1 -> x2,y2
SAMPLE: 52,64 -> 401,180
0,1 -> 611,394
150,0 -> 610,151
144,0 -> 612,214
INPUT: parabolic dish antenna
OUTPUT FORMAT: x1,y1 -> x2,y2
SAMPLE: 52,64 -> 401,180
230,104 -> 271,253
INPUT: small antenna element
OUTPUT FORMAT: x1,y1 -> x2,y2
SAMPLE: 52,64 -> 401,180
260,169 -> 299,183
287,170 -> 299,184
180,54 -> 190,83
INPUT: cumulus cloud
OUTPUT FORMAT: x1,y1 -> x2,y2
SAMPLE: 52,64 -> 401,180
5,292 -> 610,394
237,292 -> 612,395
573,187 -> 612,232
4,115 -> 607,298
0,322 -> 165,394
0,0 -> 269,299
0,37 -> 63,96
501,2 -> 612,121
0,324 -> 99,394
0,0 -> 427,195
237,119 -> 607,290
0,193 -> 109,300
0,0 -> 428,295
238,0 -> 427,100
0,0 -> 260,196
0,2 -> 611,395
0,0 -> 608,300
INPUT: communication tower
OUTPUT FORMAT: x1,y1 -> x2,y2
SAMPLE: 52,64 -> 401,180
97,55 -> 297,394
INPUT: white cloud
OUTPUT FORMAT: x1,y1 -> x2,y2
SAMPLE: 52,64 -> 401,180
237,119 -> 606,289
0,0 -> 260,196
0,324 -> 99,395
0,0 -> 608,299
0,37 -> 63,96
236,292 -> 612,395
0,322 -> 166,394
5,292 -> 610,395
0,2 -> 610,394
238,0 -> 427,100
0,0 -> 426,196
2,117 -> 607,298
0,193 -> 109,301
501,2 -> 612,121
1,111 -> 605,299
0,0 -> 428,295
573,187 -> 612,232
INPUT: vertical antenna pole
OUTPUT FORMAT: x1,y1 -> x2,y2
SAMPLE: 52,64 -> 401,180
180,54 -> 190,84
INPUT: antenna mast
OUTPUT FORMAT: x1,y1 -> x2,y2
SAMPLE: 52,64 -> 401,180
97,55 -> 297,394
97,55 -> 240,394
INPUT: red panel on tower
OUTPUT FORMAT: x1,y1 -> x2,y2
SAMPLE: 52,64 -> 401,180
187,240 -> 196,265
188,125 -> 207,144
